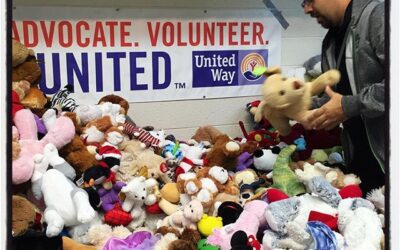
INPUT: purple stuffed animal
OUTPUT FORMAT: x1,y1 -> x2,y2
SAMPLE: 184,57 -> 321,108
98,181 -> 126,212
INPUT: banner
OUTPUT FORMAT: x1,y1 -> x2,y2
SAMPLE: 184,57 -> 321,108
13,6 -> 282,103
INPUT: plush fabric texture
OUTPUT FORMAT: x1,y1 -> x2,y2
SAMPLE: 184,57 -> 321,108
306,221 -> 338,250
271,145 -> 306,196
207,200 -> 268,250
309,176 -> 342,208
104,204 -> 133,227
264,197 -> 300,235
217,201 -> 243,226
253,67 -> 340,136
98,181 -> 126,212
264,188 -> 289,203
308,210 -> 338,231
13,110 -> 75,184
339,184 -> 363,199
103,231 -> 153,250
12,39 -> 35,67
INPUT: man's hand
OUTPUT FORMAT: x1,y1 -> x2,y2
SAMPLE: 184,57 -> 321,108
308,86 -> 346,130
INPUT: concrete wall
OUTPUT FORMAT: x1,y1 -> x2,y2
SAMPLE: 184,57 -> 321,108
13,0 -> 327,140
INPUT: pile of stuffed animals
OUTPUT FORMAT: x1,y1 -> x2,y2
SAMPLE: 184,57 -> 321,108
11,39 -> 385,250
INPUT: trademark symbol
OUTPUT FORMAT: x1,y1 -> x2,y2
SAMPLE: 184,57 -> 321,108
174,82 -> 186,89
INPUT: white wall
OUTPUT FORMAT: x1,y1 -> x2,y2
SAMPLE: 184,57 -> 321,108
12,0 -> 326,140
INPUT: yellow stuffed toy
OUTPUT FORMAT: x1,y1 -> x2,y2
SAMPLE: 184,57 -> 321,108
253,66 -> 340,136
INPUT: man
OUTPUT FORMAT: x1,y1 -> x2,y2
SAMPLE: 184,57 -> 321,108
303,0 -> 385,193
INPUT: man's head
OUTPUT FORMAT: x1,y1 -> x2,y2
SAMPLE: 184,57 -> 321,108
302,0 -> 351,28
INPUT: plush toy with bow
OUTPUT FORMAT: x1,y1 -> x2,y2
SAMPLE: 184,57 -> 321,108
253,66 -> 340,136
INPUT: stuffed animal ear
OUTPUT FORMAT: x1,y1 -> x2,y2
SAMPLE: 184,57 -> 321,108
121,186 -> 128,193
252,66 -> 281,77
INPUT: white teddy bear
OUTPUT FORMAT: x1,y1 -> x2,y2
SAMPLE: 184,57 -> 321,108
121,176 -> 158,230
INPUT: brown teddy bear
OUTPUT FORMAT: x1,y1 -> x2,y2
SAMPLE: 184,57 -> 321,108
176,166 -> 239,210
98,94 -> 130,115
12,40 -> 48,111
58,112 -> 98,178
205,134 -> 258,171
12,195 -> 36,237
189,125 -> 223,147
81,115 -> 114,152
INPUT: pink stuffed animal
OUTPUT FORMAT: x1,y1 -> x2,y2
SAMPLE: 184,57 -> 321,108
207,200 -> 268,250
12,109 -> 75,184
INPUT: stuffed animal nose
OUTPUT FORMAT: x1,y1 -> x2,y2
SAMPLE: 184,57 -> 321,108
293,81 -> 302,90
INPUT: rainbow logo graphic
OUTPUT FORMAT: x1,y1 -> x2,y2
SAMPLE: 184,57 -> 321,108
240,53 -> 266,81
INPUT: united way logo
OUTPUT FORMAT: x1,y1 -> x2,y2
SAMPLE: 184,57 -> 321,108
240,53 -> 266,81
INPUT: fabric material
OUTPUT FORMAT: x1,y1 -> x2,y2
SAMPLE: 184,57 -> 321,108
308,210 -> 338,231
306,221 -> 338,250
316,0 -> 385,177
103,231 -> 152,250
103,203 -> 133,226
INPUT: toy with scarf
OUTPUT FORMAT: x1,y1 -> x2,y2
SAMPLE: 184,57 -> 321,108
123,122 -> 165,148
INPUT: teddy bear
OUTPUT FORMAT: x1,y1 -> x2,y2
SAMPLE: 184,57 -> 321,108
11,80 -> 30,121
253,66 -> 340,136
159,199 -> 204,230
53,112 -> 97,178
80,115 -> 113,152
12,195 -> 37,237
30,143 -> 96,237
121,176 -> 159,230
12,40 -> 48,111
12,40 -> 49,118
177,166 -> 239,210
205,134 -> 257,172
189,125 -> 223,147
154,226 -> 202,250
98,94 -> 130,115
117,137 -> 172,184
12,108 -> 75,184
295,161 -> 361,190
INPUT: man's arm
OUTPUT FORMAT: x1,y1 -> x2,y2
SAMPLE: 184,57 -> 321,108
341,2 -> 385,119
